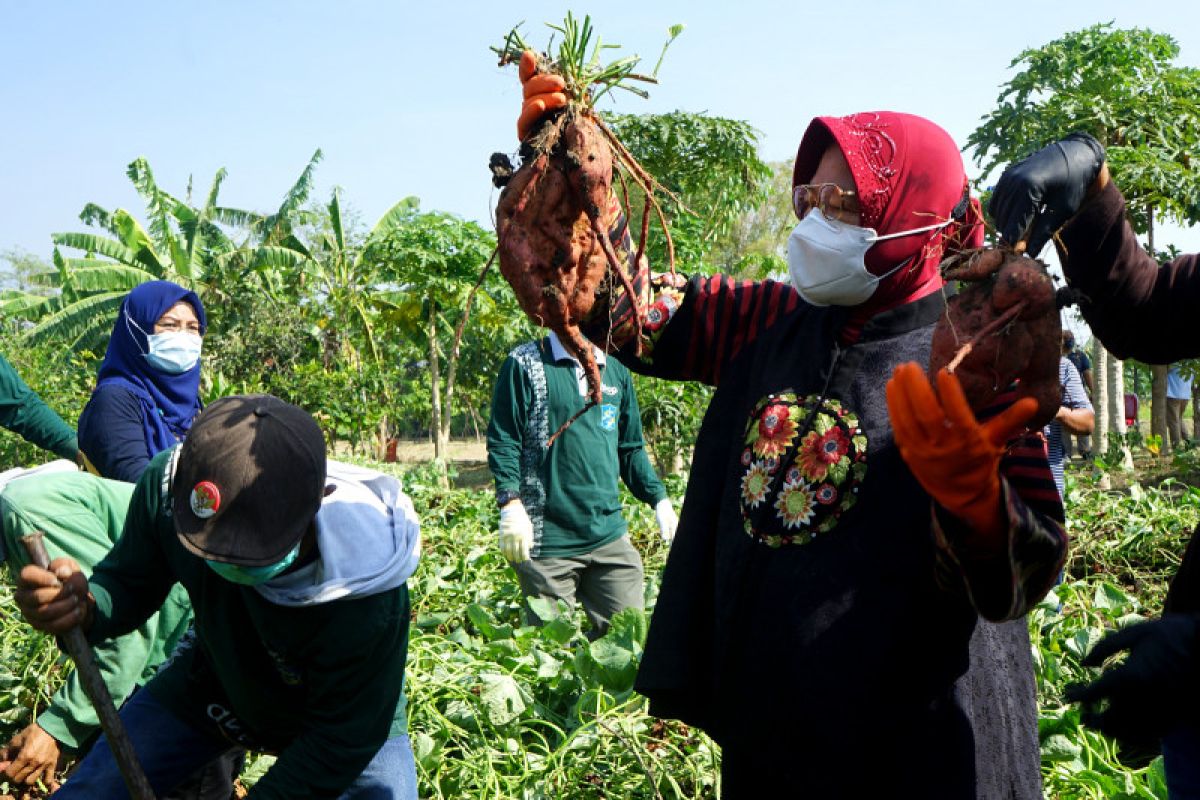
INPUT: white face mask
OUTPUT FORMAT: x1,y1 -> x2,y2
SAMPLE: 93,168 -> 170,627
786,212 -> 951,307
126,313 -> 203,374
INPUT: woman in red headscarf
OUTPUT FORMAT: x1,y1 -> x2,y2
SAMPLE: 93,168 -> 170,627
512,76 -> 1065,797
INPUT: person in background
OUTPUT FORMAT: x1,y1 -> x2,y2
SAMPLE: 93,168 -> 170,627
78,280 -> 206,483
1167,365 -> 1192,449
1046,354 -> 1094,498
1062,331 -> 1094,459
0,467 -> 193,794
0,352 -> 79,463
487,331 -> 678,639
990,131 -> 1200,797
14,395 -> 421,798
514,56 -> 1065,796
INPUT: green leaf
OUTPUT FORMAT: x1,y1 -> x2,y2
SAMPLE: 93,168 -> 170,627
1042,733 -> 1084,763
410,730 -> 441,770
478,672 -> 526,725
576,636 -> 637,693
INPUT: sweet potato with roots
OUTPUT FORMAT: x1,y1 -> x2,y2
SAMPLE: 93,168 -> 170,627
490,16 -> 682,443
929,247 -> 1061,430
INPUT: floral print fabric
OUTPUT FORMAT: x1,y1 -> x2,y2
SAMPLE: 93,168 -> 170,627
739,392 -> 867,547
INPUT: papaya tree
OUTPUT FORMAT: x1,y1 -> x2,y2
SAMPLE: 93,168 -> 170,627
608,111 -> 774,273
366,211 -> 502,484
967,23 -> 1200,461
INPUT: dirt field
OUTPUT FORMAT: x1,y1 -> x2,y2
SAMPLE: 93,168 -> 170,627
391,439 -> 493,488
392,439 -> 488,463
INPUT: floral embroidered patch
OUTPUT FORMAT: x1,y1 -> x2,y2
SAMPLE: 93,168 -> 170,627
739,392 -> 867,547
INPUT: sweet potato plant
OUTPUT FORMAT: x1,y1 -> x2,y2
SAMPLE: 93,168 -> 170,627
491,15 -> 682,441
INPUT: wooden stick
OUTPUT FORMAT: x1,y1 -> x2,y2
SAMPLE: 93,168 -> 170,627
20,533 -> 156,800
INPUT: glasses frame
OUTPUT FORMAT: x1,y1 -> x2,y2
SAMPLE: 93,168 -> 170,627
792,183 -> 859,222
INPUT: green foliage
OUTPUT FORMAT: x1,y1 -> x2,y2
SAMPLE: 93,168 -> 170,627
1031,581 -> 1169,798
609,112 -> 773,271
968,23 -> 1200,233
396,475 -> 717,798
633,375 -> 711,475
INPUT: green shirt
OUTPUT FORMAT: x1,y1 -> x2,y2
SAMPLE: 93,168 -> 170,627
85,449 -> 410,800
487,336 -> 667,558
0,471 -> 193,750
0,353 -> 78,461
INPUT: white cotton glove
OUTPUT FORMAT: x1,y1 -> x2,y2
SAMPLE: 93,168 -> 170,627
499,500 -> 534,563
654,498 -> 679,543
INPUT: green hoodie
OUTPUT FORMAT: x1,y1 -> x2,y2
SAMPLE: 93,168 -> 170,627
0,470 -> 193,751
85,449 -> 411,799
0,354 -> 78,461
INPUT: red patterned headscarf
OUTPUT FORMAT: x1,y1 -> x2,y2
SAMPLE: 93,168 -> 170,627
792,111 -> 984,324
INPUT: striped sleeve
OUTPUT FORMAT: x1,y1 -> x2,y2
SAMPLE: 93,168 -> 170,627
930,392 -> 1068,622
580,200 -> 800,385
644,275 -> 800,385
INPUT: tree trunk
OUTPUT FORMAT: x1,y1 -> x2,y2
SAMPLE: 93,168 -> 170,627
1145,205 -> 1169,456
1094,339 -> 1111,457
440,310 -> 457,459
1108,352 -> 1134,471
428,304 -> 449,489
1193,382 -> 1200,441
1151,365 -> 1170,452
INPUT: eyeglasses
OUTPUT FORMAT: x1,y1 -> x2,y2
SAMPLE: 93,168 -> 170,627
793,183 -> 859,221
155,318 -> 203,335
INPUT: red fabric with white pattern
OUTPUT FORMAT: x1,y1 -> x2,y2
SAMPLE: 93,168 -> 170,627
792,111 -> 985,324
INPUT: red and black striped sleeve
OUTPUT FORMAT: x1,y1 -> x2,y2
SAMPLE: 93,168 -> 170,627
582,201 -> 801,386
616,274 -> 801,385
930,391 -> 1068,621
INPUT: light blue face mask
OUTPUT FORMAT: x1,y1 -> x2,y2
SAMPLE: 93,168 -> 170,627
206,544 -> 301,586
125,313 -> 203,374
145,331 -> 203,374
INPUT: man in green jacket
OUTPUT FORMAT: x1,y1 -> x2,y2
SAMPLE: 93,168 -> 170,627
14,394 -> 421,798
0,467 -> 194,791
487,332 -> 677,638
0,353 -> 78,463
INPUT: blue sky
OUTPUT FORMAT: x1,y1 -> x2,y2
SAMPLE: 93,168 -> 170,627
3,0 -> 1199,264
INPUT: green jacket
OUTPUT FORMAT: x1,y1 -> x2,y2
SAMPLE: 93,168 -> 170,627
0,470 -> 193,750
487,335 -> 667,558
86,448 -> 411,800
0,354 -> 77,461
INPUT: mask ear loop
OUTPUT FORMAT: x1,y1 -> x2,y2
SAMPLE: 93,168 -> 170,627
124,308 -> 153,357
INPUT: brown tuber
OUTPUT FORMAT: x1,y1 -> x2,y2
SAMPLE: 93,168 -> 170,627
929,248 -> 1061,430
495,110 -> 647,443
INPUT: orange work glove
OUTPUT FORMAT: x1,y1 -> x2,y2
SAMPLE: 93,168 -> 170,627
517,50 -> 567,140
885,362 -> 1038,548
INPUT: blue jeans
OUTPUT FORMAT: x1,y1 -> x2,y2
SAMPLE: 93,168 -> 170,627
1164,724 -> 1200,800
57,688 -> 417,799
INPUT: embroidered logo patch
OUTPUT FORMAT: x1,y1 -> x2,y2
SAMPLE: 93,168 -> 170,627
739,392 -> 867,547
600,403 -> 618,432
190,481 -> 221,519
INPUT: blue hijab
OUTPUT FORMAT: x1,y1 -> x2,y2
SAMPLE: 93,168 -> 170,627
95,280 -> 208,455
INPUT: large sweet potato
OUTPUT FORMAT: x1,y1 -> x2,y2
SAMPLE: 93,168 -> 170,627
929,249 -> 1061,429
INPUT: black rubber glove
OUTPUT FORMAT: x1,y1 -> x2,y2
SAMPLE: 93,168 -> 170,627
1064,613 -> 1200,743
987,133 -> 1106,257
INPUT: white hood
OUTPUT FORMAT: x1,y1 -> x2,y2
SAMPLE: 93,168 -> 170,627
253,460 -> 421,607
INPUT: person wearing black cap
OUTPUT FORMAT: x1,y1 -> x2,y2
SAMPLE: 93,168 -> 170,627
13,394 -> 422,799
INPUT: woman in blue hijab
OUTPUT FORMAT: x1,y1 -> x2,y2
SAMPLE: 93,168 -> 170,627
78,280 -> 207,482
